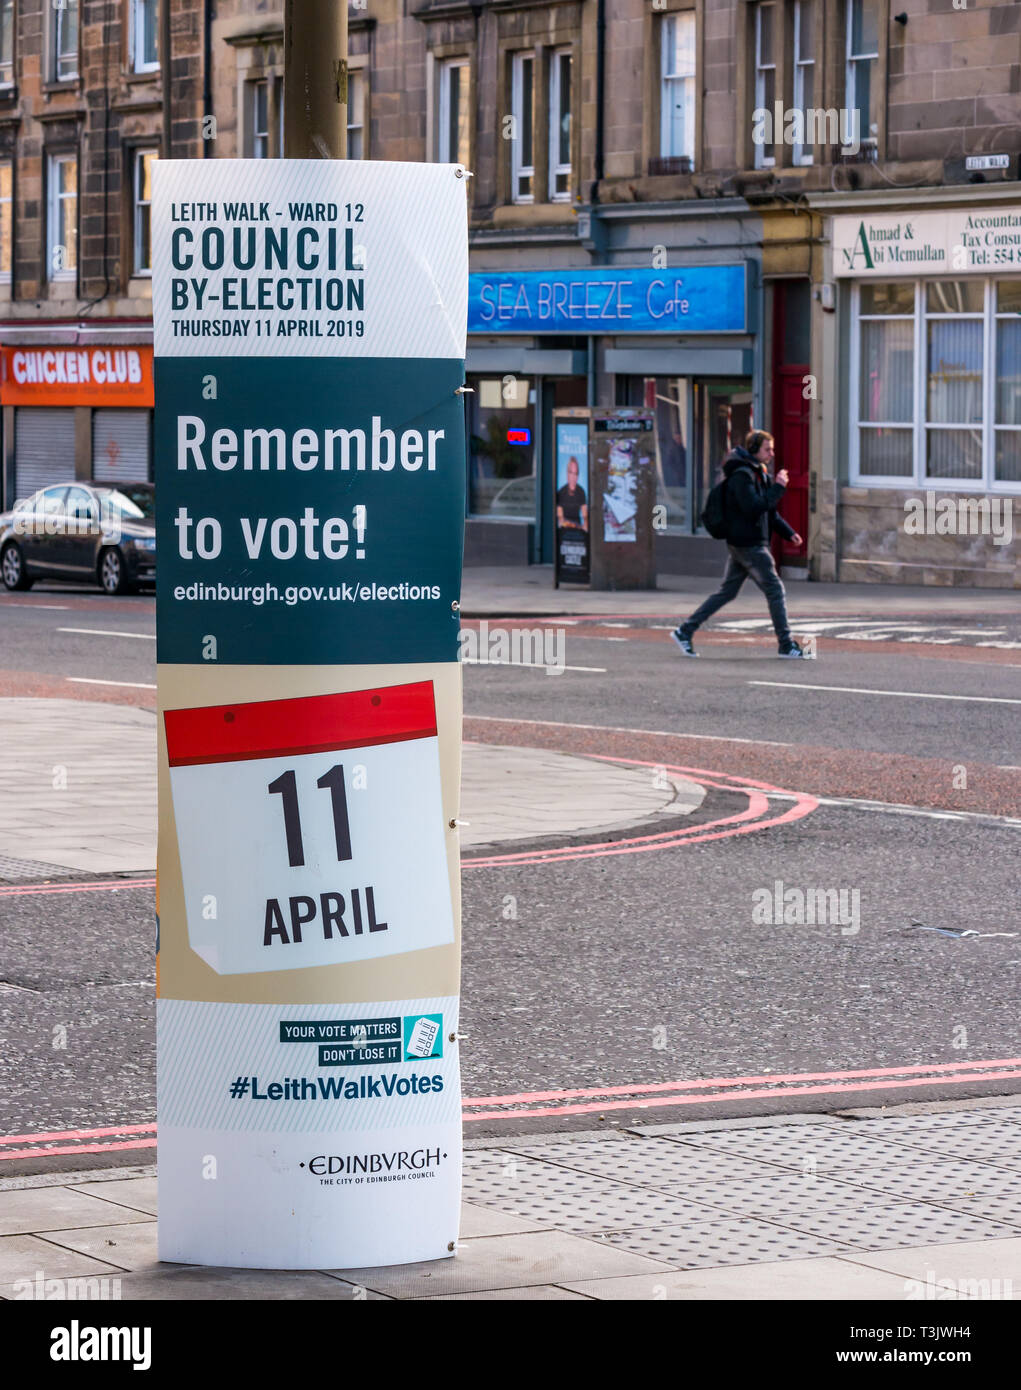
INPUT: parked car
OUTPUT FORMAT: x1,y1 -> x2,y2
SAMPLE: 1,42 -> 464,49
0,481 -> 155,595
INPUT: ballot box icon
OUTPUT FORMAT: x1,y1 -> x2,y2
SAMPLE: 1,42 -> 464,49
163,682 -> 455,976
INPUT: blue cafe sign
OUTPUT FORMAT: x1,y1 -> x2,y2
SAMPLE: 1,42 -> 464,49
467,265 -> 747,335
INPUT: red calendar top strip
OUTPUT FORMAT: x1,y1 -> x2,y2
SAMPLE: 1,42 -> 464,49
164,681 -> 437,767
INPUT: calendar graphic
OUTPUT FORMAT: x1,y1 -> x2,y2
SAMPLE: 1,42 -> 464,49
163,681 -> 455,976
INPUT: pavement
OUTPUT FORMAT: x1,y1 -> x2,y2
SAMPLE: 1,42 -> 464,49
3,1101 -> 1021,1299
460,565 -> 1021,620
0,698 -> 704,876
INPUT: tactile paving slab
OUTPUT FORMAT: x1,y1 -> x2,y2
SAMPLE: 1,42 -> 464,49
833,1162 -> 1021,1205
659,1128 -> 931,1172
776,1201 -> 1021,1250
463,1173 -> 711,1228
928,1193 -> 1021,1225
509,1138 -> 794,1188
0,855 -> 75,882
881,1128 -> 1021,1170
664,1172 -> 917,1219
462,1152 -> 710,1230
596,1218 -> 847,1270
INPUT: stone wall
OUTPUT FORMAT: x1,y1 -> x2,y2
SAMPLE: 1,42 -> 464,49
838,487 -> 1020,588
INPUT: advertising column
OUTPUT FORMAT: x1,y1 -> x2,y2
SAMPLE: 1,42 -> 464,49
153,160 -> 468,1269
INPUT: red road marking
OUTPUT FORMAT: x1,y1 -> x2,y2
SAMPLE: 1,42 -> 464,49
6,1058 -> 1020,1158
0,1139 -> 158,1161
464,1056 -> 1021,1107
466,764 -> 818,867
0,878 -> 156,897
462,1069 -> 1021,1122
0,1122 -> 155,1145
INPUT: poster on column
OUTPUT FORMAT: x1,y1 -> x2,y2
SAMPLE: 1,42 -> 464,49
153,159 -> 468,1270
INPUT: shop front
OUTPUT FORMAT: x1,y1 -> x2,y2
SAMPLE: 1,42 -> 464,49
0,334 -> 154,509
463,259 -> 757,572
823,201 -> 1021,588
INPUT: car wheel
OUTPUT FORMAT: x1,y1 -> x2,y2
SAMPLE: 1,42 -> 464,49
1,541 -> 33,590
98,547 -> 133,595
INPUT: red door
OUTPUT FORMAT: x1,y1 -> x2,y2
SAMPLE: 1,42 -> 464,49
771,280 -> 810,567
774,367 -> 809,564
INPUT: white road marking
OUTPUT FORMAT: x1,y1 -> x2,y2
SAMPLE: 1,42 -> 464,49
465,714 -> 792,746
2,603 -> 71,610
766,791 -> 1021,829
66,677 -> 157,689
58,627 -> 155,640
462,658 -> 606,673
749,680 -> 1021,706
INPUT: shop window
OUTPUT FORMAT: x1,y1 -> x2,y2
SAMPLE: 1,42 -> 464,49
510,52 -> 534,203
619,376 -> 690,530
0,161 -> 11,287
852,278 -> 1021,491
753,3 -> 776,170
0,0 -> 14,88
132,0 -> 159,74
47,153 -> 77,282
846,0 -> 879,151
347,69 -> 366,159
549,49 -> 572,201
51,0 -> 79,82
658,12 -> 695,173
857,281 -> 914,478
995,281 -> 1021,482
438,59 -> 470,167
925,281 -> 983,481
133,150 -> 156,276
468,376 -> 535,518
792,0 -> 815,166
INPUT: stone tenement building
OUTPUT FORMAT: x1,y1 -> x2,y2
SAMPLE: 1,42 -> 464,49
2,1 -> 1020,587
0,0 -> 203,495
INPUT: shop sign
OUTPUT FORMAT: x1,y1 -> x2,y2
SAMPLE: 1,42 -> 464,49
468,265 -> 747,334
833,209 -> 1021,276
0,345 -> 154,406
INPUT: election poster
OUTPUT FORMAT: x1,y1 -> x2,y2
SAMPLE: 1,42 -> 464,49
153,160 -> 468,1269
554,416 -> 589,585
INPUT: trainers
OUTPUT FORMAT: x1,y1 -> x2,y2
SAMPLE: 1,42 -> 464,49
778,640 -> 804,659
671,628 -> 698,658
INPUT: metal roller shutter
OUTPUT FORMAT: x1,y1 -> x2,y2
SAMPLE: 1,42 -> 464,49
92,409 -> 151,484
13,408 -> 77,502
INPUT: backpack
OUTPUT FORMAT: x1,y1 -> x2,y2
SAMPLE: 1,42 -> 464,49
700,475 -> 729,539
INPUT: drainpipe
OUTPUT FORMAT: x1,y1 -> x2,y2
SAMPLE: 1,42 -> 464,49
161,0 -> 172,158
593,0 -> 605,204
203,0 -> 213,157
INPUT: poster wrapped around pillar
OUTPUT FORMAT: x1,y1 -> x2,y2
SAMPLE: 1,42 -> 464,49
152,160 -> 468,1269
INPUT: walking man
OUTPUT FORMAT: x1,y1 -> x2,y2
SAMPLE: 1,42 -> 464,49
671,430 -> 805,658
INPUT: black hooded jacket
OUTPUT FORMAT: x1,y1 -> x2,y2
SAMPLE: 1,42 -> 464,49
719,448 -> 796,547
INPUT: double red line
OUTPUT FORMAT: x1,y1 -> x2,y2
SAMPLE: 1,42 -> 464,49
461,1057 -> 1021,1122
3,1058 -> 1019,1159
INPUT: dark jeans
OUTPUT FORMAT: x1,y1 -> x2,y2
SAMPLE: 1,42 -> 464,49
681,544 -> 792,647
